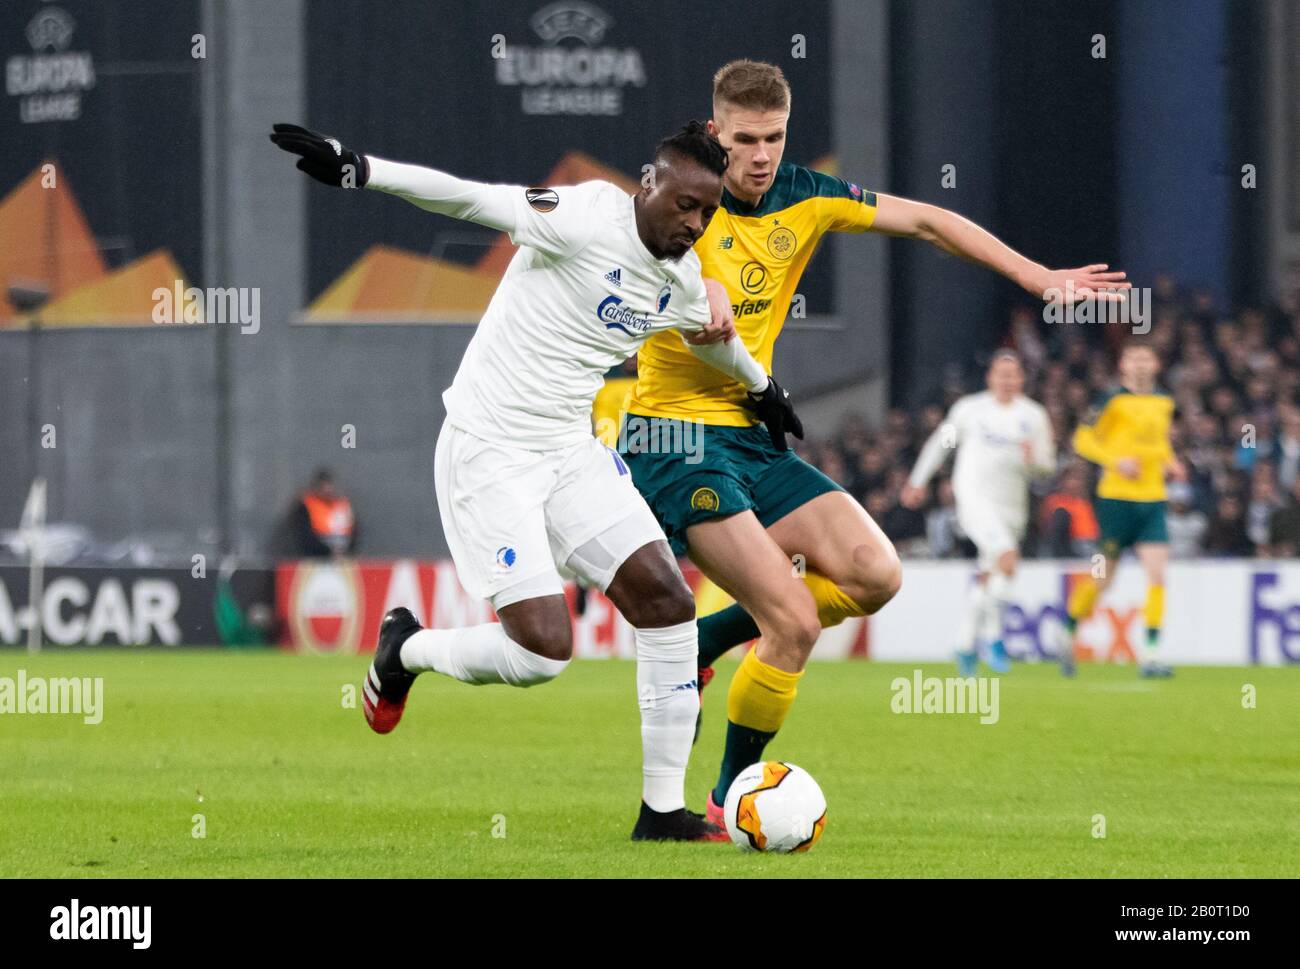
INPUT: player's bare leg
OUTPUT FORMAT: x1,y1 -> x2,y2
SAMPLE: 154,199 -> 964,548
603,540 -> 727,842
695,492 -> 899,673
686,510 -> 821,822
765,491 -> 903,618
691,494 -> 902,754
1135,542 -> 1172,677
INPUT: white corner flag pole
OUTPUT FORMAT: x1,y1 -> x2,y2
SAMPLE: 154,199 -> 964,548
20,477 -> 47,656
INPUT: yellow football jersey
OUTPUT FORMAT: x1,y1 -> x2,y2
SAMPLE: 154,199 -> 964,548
626,162 -> 877,425
592,375 -> 637,446
1072,388 -> 1175,502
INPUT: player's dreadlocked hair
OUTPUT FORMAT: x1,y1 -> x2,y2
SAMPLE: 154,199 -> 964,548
654,120 -> 729,178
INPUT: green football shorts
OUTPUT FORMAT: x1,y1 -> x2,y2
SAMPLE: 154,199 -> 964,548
618,416 -> 844,557
1094,497 -> 1169,558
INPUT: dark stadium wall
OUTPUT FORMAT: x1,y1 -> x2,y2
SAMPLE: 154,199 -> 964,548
887,0 -> 1005,409
213,0 -> 313,562
5,331 -> 221,554
1115,0 -> 1230,308
889,0 -> 1253,407
1226,0 -> 1270,307
0,0 -> 207,544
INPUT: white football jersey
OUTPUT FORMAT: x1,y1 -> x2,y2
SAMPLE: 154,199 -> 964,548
911,391 -> 1055,515
438,181 -> 712,449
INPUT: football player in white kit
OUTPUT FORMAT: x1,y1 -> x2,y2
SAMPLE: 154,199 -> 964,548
270,121 -> 802,841
901,351 -> 1055,675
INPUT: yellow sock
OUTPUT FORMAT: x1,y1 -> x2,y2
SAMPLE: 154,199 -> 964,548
726,648 -> 802,733
693,575 -> 734,618
696,568 -> 862,629
1067,577 -> 1100,625
802,569 -> 865,627
1143,585 -> 1165,652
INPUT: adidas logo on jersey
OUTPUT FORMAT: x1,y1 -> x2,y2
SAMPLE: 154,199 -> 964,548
604,267 -> 622,287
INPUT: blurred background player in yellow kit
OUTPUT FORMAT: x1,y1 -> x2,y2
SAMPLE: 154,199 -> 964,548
620,59 -> 1131,822
1055,342 -> 1185,678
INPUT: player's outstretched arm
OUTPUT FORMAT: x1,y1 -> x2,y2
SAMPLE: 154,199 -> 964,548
902,404 -> 961,507
1072,409 -> 1122,472
269,123 -> 591,256
1027,408 -> 1058,477
870,193 -> 1130,304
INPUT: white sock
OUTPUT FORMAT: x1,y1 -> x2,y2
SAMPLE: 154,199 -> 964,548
959,579 -> 990,654
400,624 -> 568,687
981,571 -> 1012,643
636,620 -> 698,813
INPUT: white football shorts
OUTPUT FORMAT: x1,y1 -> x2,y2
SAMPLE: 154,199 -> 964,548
956,496 -> 1026,572
434,421 -> 667,609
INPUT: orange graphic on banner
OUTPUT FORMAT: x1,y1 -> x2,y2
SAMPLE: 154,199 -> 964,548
1072,603 -> 1140,664
0,161 -> 199,327
0,161 -> 107,326
39,249 -> 195,326
303,245 -> 500,323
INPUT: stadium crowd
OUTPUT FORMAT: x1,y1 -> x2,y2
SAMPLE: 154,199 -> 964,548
795,274 -> 1300,560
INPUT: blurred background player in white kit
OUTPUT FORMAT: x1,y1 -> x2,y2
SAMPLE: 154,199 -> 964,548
902,351 -> 1056,675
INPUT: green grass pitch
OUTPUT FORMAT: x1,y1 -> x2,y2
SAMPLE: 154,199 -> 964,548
2,650 -> 1297,878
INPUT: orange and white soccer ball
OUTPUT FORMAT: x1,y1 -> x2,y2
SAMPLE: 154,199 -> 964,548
722,761 -> 827,853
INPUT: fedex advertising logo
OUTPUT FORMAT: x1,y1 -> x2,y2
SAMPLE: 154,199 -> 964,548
991,567 -> 1300,666
1250,571 -> 1300,663
998,575 -> 1140,664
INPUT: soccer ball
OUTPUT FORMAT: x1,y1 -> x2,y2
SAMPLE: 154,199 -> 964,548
722,761 -> 827,853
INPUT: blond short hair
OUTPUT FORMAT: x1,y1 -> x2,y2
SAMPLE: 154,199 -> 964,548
712,59 -> 791,115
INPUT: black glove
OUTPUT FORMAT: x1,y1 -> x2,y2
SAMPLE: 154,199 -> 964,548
744,376 -> 804,452
269,123 -> 369,188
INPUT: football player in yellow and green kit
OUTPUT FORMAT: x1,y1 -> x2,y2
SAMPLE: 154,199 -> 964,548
620,59 -> 1131,821
1056,341 -> 1185,678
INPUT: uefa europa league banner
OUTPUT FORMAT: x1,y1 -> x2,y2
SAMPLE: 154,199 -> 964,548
302,0 -> 836,313
0,0 -> 205,301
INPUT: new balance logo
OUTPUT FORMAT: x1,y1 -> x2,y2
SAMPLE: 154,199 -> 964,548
718,237 -> 733,250
604,267 -> 622,286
